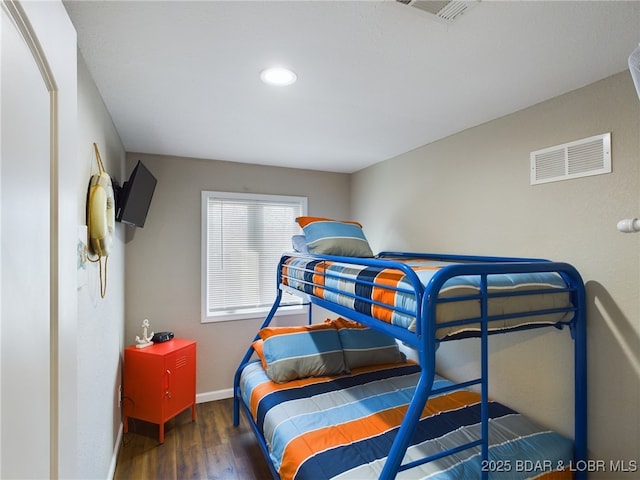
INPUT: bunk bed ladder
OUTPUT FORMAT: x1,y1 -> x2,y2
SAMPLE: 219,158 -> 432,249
394,276 -> 491,479
570,271 -> 588,480
379,369 -> 434,480
480,274 -> 490,480
390,378 -> 488,475
379,275 -> 493,480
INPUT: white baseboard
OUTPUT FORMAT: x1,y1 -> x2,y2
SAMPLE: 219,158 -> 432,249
108,422 -> 124,479
196,387 -> 233,404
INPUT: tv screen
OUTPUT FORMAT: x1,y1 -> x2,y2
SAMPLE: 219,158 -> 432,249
116,160 -> 157,228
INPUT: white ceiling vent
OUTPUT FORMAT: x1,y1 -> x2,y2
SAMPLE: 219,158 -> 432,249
530,133 -> 611,185
396,0 -> 477,23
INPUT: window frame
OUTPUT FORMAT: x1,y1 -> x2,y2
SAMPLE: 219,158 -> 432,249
200,190 -> 308,323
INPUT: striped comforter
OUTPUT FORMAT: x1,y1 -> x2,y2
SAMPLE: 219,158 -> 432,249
281,256 -> 572,338
240,360 -> 573,480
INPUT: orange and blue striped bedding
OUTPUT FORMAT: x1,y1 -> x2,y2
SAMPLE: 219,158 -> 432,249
281,256 -> 573,338
239,360 -> 573,480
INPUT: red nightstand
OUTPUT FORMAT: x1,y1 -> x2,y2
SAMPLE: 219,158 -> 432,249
122,338 -> 196,443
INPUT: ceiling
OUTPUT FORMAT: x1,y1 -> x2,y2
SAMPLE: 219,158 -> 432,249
64,1 -> 640,174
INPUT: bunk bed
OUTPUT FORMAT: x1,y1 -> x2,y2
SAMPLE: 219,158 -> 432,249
233,242 -> 587,480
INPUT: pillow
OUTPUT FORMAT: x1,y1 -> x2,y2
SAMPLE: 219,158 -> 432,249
256,324 -> 347,383
252,339 -> 267,370
327,317 -> 406,369
291,234 -> 309,253
295,216 -> 374,257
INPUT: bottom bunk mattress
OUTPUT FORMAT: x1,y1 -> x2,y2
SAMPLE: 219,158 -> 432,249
239,360 -> 573,480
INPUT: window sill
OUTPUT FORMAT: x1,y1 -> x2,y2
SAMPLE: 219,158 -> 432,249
201,304 -> 306,323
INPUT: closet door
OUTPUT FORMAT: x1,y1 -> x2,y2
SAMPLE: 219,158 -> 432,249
0,3 -> 53,478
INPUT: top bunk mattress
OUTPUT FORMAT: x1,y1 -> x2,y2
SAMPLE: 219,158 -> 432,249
281,256 -> 574,339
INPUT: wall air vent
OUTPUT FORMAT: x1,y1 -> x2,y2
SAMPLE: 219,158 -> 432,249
530,133 -> 611,185
396,0 -> 476,23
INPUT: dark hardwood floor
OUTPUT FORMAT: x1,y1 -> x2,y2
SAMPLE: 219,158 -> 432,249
114,398 -> 272,480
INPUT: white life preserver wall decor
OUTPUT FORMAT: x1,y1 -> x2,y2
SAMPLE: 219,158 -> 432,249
87,143 -> 115,298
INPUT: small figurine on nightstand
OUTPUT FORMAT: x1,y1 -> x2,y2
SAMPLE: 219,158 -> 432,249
135,319 -> 154,349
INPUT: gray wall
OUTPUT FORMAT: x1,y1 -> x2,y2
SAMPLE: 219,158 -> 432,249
351,72 -> 640,472
76,55 -> 126,478
123,154 -> 351,397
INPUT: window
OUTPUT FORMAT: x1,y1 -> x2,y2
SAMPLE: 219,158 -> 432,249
201,191 -> 307,322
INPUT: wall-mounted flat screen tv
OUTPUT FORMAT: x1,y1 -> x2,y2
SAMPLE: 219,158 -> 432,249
116,160 -> 157,228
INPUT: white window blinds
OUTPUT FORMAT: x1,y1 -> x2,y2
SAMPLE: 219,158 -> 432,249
201,191 -> 307,322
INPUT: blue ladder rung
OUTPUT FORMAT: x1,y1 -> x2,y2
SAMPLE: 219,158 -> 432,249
398,439 -> 483,472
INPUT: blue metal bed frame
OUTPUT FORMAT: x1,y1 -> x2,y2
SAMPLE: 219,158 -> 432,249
233,251 -> 587,480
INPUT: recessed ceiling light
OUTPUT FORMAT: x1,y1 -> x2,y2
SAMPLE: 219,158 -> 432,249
260,67 -> 297,86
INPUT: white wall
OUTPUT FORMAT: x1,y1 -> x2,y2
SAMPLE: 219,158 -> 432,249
123,153 -> 351,398
351,72 -> 640,474
1,1 -> 79,477
2,3 -> 128,477
76,55 -> 126,478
